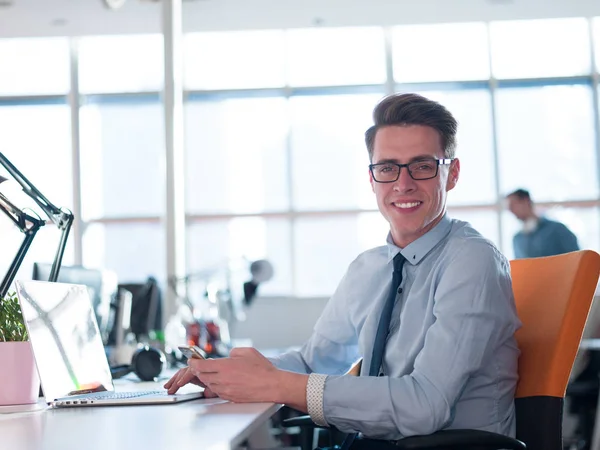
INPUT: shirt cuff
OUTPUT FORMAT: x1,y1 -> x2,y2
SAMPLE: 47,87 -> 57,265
306,373 -> 328,427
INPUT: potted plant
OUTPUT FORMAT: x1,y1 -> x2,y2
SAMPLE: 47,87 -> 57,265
0,292 -> 40,405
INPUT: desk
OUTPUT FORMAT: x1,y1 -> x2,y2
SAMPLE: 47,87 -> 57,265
0,378 -> 281,450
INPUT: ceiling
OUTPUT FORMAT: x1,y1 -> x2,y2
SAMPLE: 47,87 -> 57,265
1,0 -> 600,38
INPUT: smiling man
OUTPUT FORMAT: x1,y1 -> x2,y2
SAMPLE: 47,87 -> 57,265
165,93 -> 521,448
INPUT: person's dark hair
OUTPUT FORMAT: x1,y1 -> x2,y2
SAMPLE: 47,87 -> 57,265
506,188 -> 532,202
365,93 -> 458,161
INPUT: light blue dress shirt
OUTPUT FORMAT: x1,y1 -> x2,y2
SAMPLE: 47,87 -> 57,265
270,214 -> 521,440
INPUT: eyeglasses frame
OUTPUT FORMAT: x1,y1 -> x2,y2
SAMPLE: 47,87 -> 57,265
369,158 -> 455,183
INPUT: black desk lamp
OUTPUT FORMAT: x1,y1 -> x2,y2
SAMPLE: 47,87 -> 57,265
0,152 -> 74,298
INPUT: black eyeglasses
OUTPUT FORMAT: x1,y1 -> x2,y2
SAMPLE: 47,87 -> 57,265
369,158 -> 454,183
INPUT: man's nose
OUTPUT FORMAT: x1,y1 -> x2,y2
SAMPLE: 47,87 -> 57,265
393,166 -> 417,192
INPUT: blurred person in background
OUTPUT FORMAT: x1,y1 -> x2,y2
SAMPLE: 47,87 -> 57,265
505,188 -> 579,258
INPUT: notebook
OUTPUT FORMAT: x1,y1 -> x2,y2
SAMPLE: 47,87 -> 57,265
15,280 -> 203,408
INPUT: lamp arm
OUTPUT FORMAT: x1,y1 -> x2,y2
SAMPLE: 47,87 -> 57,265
0,152 -> 74,232
49,215 -> 74,282
0,151 -> 75,287
0,230 -> 39,299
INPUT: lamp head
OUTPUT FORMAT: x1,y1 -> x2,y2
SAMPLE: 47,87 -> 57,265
249,259 -> 274,283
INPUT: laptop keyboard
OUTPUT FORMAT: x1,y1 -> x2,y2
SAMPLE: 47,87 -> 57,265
87,390 -> 165,400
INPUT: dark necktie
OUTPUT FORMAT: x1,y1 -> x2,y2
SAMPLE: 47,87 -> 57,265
369,252 -> 406,376
340,253 -> 405,450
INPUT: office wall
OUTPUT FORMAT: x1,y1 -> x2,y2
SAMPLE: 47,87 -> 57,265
2,0 -> 600,38
231,296 -> 327,349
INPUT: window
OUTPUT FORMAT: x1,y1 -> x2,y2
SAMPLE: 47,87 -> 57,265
490,18 -> 591,79
452,209 -> 500,249
294,215 -> 380,297
0,103 -> 72,207
0,38 -> 70,95
290,93 -> 382,211
79,98 -> 165,220
83,222 -> 165,283
187,217 -> 292,296
286,27 -> 386,87
496,84 -> 597,201
78,34 -> 164,94
3,19 -> 600,299
184,31 -> 286,90
393,22 -> 490,82
185,96 -> 289,215
592,18 -> 600,72
411,89 -> 496,206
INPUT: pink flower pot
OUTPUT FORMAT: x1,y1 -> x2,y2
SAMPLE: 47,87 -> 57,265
0,341 -> 40,405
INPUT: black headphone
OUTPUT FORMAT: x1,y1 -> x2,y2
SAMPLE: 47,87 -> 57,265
110,345 -> 166,382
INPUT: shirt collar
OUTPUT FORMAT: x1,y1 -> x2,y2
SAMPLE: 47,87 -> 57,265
386,213 -> 453,266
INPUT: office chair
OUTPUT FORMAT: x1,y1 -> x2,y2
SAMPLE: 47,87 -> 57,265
284,250 -> 600,450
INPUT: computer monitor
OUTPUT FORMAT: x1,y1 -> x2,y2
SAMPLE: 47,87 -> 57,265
32,263 -> 117,342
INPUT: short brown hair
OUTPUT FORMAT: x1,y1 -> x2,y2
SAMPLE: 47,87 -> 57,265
365,93 -> 458,161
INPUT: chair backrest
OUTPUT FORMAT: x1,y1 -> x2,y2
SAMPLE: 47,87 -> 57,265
511,250 -> 600,450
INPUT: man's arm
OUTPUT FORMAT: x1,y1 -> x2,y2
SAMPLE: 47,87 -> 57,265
556,223 -> 579,253
269,256 -> 366,375
269,332 -> 361,375
311,242 -> 520,440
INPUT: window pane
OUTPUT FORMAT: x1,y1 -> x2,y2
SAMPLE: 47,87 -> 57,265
500,210 -> 521,260
290,93 -> 381,211
79,98 -> 165,220
295,214 -> 389,297
411,89 -> 496,206
393,23 -> 489,82
0,38 -> 70,95
496,85 -> 597,201
185,97 -> 289,214
490,18 -> 591,79
0,104 -> 72,207
184,31 -> 285,90
501,207 -> 600,260
187,218 -> 292,296
79,35 -> 163,94
592,18 -> 600,72
286,27 -> 386,87
450,209 -> 500,249
82,222 -> 165,283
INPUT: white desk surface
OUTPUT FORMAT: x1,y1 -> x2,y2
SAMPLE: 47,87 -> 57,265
0,377 -> 281,450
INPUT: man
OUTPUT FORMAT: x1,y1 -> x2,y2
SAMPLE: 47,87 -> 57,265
165,93 -> 521,443
506,188 -> 579,258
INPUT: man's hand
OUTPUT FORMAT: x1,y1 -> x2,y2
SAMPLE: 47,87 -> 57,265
164,366 -> 218,397
165,347 -> 308,410
188,347 -> 280,403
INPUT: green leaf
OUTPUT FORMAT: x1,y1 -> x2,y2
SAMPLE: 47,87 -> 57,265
0,292 -> 28,342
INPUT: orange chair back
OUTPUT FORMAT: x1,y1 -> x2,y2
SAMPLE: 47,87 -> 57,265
511,250 -> 600,399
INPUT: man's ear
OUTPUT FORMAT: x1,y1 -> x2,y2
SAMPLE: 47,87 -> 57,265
446,158 -> 460,191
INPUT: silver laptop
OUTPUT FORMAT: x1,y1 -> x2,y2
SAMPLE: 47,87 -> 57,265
15,280 -> 203,407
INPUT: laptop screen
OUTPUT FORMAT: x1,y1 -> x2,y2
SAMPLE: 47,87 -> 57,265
15,280 -> 114,402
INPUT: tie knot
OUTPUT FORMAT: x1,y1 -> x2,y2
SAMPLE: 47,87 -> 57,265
392,252 -> 405,275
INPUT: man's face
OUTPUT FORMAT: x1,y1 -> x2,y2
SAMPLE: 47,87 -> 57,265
506,196 -> 531,221
369,125 -> 460,248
